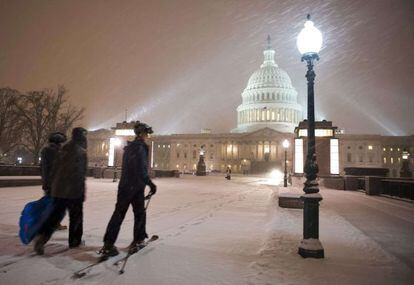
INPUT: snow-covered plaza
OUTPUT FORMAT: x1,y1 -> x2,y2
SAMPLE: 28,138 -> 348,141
0,175 -> 413,285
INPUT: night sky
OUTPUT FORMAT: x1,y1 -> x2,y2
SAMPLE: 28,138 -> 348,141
1,0 -> 413,135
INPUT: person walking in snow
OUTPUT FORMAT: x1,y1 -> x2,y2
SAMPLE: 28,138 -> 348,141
99,121 -> 157,258
34,127 -> 88,254
225,166 -> 231,180
40,132 -> 68,231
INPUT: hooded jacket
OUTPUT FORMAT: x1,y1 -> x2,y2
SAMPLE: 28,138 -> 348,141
51,141 -> 87,200
118,138 -> 150,190
40,142 -> 60,192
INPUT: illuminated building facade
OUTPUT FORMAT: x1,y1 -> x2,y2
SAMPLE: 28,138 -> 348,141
232,36 -> 302,133
87,40 -> 413,177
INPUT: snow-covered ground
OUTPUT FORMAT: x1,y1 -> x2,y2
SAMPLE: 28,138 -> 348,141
0,175 -> 413,285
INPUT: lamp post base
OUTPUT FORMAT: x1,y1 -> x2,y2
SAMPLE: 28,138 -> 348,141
298,238 -> 324,258
299,193 -> 324,258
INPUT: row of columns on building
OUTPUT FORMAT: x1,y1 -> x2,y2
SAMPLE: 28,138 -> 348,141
219,141 -> 292,161
243,91 -> 294,103
238,108 -> 299,124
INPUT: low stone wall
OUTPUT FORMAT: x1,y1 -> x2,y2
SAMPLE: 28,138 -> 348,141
0,165 -> 40,176
278,192 -> 303,209
292,175 -> 345,190
0,178 -> 42,188
344,175 -> 362,190
319,175 -> 344,190
152,170 -> 180,178
365,176 -> 382,195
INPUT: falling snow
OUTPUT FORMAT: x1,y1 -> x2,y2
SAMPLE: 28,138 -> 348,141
0,0 -> 413,135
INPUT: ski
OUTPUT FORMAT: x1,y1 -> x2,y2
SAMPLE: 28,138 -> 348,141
72,251 -> 121,279
114,235 -> 159,274
72,235 -> 158,278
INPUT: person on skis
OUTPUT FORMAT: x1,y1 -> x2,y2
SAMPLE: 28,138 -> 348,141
99,121 -> 157,258
40,132 -> 68,231
34,127 -> 88,254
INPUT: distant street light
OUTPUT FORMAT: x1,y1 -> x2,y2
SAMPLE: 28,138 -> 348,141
282,139 -> 290,187
296,14 -> 324,259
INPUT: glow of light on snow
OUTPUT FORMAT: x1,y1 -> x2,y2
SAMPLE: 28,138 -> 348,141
266,169 -> 283,185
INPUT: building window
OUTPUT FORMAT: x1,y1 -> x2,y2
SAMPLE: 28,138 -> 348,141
391,157 -> 394,164
383,157 -> 386,164
390,148 -> 393,151
210,153 -> 213,159
383,147 -> 386,151
177,152 -> 180,158
184,152 -> 187,159
359,146 -> 363,150
347,153 -> 352,163
368,145 -> 373,150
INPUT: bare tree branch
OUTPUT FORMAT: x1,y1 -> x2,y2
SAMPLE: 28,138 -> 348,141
0,88 -> 23,161
16,85 -> 84,164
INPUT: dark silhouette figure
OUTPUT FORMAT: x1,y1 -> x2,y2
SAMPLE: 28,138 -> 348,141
226,166 -> 232,180
34,127 -> 88,254
99,121 -> 157,257
40,132 -> 68,231
40,132 -> 67,196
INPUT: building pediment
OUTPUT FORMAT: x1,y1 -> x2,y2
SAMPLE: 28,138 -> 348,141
240,127 -> 291,139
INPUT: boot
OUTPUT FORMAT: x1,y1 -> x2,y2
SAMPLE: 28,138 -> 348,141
98,243 -> 119,258
128,239 -> 144,254
34,234 -> 46,255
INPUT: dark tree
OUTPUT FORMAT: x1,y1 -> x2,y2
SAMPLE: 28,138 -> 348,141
0,88 -> 23,162
16,86 -> 84,164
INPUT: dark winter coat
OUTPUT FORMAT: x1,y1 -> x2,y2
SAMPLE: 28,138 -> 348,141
118,138 -> 150,190
50,141 -> 87,200
40,143 -> 60,193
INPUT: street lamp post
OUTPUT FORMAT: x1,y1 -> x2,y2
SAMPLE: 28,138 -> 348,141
297,14 -> 324,258
283,139 -> 290,187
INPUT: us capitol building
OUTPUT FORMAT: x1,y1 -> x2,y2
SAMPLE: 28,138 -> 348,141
88,38 -> 413,178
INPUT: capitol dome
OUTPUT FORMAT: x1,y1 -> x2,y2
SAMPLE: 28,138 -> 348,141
232,36 -> 303,133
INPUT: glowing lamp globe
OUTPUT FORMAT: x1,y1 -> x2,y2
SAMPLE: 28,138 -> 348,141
297,15 -> 323,55
282,139 -> 290,149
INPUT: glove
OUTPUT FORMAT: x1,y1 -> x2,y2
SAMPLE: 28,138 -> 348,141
148,180 -> 157,197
